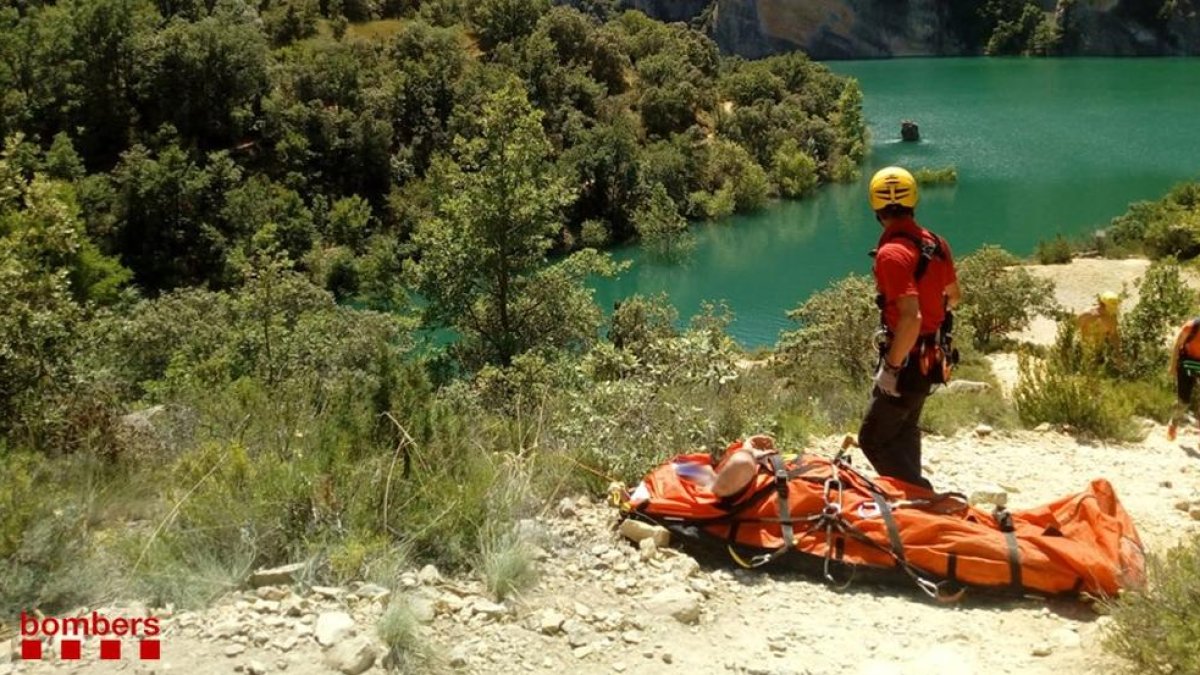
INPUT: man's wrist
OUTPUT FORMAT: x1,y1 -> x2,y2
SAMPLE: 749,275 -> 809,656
883,358 -> 904,372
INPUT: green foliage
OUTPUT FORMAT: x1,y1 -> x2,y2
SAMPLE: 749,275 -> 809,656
957,245 -> 1058,350
634,182 -> 692,262
771,139 -> 818,199
1034,234 -> 1074,264
778,273 -> 878,386
409,84 -> 615,368
1116,259 -> 1195,380
1013,348 -> 1139,441
1105,182 -> 1200,260
921,353 -> 1017,436
1103,534 -> 1200,674
911,166 -> 958,186
378,598 -> 439,671
470,0 -> 550,49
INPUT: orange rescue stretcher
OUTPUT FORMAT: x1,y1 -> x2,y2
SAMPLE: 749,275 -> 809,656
618,442 -> 1146,601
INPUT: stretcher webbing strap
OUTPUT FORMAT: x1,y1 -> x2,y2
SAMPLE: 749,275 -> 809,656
871,490 -> 906,567
995,506 -> 1024,594
726,454 -> 795,568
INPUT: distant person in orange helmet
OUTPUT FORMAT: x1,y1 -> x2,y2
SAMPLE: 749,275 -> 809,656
857,166 -> 961,491
1168,317 -> 1200,441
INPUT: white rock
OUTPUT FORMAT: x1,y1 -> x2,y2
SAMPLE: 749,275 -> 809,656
621,630 -> 642,645
314,612 -> 355,647
310,586 -> 345,600
558,497 -> 578,517
638,538 -> 658,561
968,485 -> 1008,508
618,520 -> 670,547
354,584 -> 390,603
448,646 -> 469,668
1034,422 -> 1052,432
245,660 -> 268,675
224,645 -> 246,658
538,610 -> 566,635
646,587 -> 701,625
409,597 -> 436,624
974,424 -> 994,438
417,564 -> 442,585
256,587 -> 288,602
250,563 -> 305,588
322,637 -> 377,675
1054,628 -> 1082,649
471,599 -> 507,618
675,556 -> 700,578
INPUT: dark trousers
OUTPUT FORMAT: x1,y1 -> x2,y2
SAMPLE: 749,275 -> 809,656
1178,360 -> 1197,405
858,361 -> 934,491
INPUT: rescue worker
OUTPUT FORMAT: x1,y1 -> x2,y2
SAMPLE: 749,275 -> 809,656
1167,317 -> 1200,441
857,167 -> 961,491
1076,291 -> 1121,357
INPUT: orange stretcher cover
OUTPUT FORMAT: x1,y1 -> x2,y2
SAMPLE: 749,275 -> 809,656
625,445 -> 1145,598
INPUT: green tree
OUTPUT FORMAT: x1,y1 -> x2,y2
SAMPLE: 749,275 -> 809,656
134,14 -> 269,151
771,138 -> 818,199
408,84 -> 612,367
110,144 -> 245,291
470,0 -> 550,50
634,183 -> 691,262
957,245 -> 1058,350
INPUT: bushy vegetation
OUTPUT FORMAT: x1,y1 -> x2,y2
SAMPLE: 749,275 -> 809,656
0,0 -> 871,615
1034,234 -> 1074,264
956,245 -> 1059,350
1103,182 -> 1200,260
1013,259 -> 1195,440
1104,535 -> 1200,674
912,166 -> 958,185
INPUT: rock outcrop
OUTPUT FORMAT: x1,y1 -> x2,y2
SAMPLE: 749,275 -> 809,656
629,0 -> 1200,59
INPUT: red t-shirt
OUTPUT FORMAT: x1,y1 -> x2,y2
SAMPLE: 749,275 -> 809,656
874,218 -> 958,335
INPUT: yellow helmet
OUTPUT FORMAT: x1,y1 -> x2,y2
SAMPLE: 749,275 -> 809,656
868,166 -> 919,211
1098,291 -> 1120,309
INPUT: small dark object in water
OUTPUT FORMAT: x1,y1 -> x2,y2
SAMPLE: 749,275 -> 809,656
901,120 -> 920,142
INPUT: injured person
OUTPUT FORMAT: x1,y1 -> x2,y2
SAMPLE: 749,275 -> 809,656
676,434 -> 776,497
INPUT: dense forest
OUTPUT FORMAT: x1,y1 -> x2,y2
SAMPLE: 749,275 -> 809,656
0,0 -> 866,614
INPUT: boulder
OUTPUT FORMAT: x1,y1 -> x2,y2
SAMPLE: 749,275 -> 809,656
646,587 -> 701,625
314,612 -> 355,647
618,520 -> 670,548
322,637 -> 377,675
901,120 -> 920,142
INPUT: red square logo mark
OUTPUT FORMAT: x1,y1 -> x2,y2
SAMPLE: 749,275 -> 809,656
61,639 -> 82,660
140,640 -> 161,660
100,640 -> 122,660
21,639 -> 42,660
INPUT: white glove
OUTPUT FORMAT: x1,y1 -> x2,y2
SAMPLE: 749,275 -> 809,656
874,360 -> 903,397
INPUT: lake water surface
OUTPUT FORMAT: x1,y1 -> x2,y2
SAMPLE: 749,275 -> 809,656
591,58 -> 1200,347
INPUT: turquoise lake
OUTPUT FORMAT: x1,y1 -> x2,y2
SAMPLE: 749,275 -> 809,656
590,58 -> 1200,347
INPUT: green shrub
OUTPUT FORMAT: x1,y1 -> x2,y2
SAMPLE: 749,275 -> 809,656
957,245 -> 1059,350
378,598 -> 439,672
911,166 -> 957,185
1013,350 -> 1139,442
1103,533 -> 1200,674
1117,259 -> 1195,380
1034,235 -> 1074,265
921,358 -> 1017,437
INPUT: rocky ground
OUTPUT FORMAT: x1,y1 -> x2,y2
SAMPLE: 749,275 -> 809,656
5,423 -> 1200,675
6,258 -> 1200,675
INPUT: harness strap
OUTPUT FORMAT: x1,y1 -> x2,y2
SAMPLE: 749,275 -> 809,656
870,490 -> 906,567
726,453 -> 795,568
995,506 -> 1024,595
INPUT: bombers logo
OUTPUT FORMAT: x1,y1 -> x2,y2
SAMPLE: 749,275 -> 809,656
18,611 -> 162,661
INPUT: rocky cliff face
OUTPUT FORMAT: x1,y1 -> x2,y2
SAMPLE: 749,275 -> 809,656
630,0 -> 1200,58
